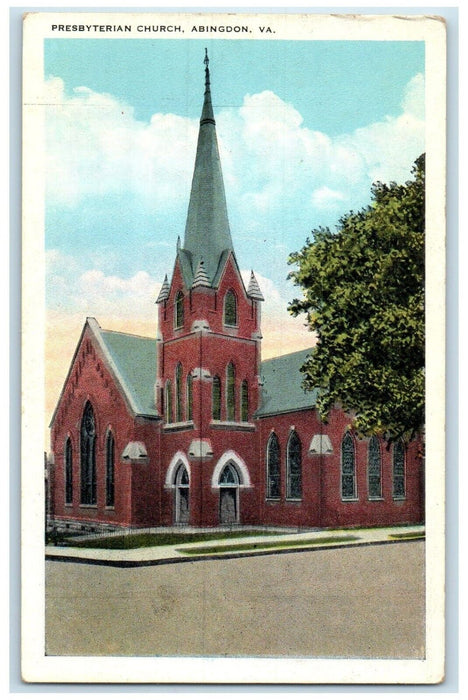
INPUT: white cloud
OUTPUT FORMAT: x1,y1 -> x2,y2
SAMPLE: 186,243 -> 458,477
216,76 -> 424,226
311,186 -> 345,209
47,249 -> 160,321
401,73 -> 425,120
45,73 -> 425,226
45,77 -> 197,208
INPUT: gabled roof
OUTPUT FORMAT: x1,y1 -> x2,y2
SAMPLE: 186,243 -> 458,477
50,318 -> 159,426
256,348 -> 319,417
98,327 -> 158,418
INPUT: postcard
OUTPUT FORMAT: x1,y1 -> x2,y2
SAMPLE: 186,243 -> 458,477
21,11 -> 446,684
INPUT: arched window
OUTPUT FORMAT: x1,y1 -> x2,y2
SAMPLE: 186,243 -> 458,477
106,431 -> 115,507
175,363 -> 183,422
212,375 -> 221,420
80,402 -> 96,505
393,440 -> 406,499
286,431 -> 302,500
175,463 -> 190,524
266,432 -> 280,499
186,373 -> 193,421
224,290 -> 237,326
174,290 -> 184,329
226,362 -> 236,421
240,380 -> 249,422
219,462 -> 240,485
368,436 -> 382,499
165,380 -> 173,424
65,437 -> 73,505
341,432 -> 356,500
176,464 -> 190,486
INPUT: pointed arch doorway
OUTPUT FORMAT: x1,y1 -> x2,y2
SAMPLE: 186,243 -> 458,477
219,462 -> 240,524
175,464 -> 190,524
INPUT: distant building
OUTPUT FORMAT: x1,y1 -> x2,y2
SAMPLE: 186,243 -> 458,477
49,55 -> 424,531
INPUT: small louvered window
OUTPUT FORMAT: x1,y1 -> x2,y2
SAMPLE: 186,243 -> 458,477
224,290 -> 237,326
174,291 -> 184,329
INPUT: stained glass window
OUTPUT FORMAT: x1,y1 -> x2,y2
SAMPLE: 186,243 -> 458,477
165,380 -> 173,424
65,437 -> 73,505
106,431 -> 115,507
341,432 -> 356,500
287,431 -> 302,499
368,436 -> 382,499
219,462 -> 240,485
393,440 -> 406,498
266,432 -> 280,499
212,376 -> 221,420
241,380 -> 249,422
80,402 -> 96,505
226,363 -> 236,421
224,290 -> 237,326
175,363 -> 183,422
186,373 -> 193,421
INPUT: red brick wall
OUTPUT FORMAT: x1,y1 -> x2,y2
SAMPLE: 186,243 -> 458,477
51,317 -> 424,531
50,328 -> 161,528
257,407 -> 424,529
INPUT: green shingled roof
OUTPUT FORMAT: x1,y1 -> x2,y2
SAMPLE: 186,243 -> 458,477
96,324 -> 317,419
182,55 -> 234,288
257,348 -> 319,417
99,329 -> 158,418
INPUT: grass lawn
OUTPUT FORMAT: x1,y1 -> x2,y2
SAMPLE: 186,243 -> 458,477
176,534 -> 360,555
55,530 -> 284,549
388,531 -> 425,541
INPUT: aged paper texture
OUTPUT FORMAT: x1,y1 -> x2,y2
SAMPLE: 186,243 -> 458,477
22,11 -> 446,684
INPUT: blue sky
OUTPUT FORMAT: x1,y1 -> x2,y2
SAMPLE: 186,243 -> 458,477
45,39 -> 423,133
44,38 -> 425,331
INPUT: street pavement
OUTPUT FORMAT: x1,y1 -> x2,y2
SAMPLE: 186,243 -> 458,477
45,537 -> 425,658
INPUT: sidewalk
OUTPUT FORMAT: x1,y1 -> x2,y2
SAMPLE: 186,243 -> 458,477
45,524 -> 425,567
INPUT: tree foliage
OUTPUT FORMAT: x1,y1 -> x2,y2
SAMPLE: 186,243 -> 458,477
288,155 -> 425,442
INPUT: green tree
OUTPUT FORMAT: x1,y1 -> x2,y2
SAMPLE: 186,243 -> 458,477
288,155 -> 425,442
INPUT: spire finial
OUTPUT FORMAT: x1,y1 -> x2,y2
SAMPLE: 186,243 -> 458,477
204,48 -> 210,90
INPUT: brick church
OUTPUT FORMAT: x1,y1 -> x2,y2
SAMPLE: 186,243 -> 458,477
48,54 -> 424,531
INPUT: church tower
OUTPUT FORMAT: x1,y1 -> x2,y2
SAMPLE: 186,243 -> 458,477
155,51 -> 264,527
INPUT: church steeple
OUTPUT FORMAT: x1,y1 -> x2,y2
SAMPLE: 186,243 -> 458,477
182,50 -> 233,287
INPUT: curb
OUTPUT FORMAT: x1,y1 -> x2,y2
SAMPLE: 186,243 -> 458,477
45,535 -> 425,568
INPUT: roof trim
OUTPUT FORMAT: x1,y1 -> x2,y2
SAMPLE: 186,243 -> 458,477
49,318 -> 159,428
49,319 -> 90,427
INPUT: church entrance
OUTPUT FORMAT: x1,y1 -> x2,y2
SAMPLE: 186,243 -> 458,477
174,464 -> 190,524
219,462 -> 240,524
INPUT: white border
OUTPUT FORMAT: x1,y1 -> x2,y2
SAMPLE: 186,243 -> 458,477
21,10 -> 446,685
